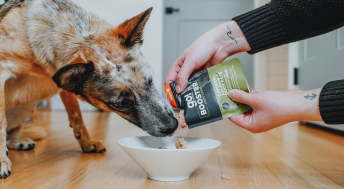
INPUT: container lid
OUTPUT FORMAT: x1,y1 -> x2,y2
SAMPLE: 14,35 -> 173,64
164,83 -> 178,108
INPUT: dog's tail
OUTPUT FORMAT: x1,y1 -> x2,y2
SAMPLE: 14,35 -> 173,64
22,125 -> 47,141
0,0 -> 26,22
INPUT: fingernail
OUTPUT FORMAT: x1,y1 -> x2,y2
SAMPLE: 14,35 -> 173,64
176,85 -> 182,93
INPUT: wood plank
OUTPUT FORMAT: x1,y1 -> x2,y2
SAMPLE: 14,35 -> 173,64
1,111 -> 343,189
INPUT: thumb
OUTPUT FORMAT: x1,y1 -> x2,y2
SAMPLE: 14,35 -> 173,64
229,114 -> 250,129
229,89 -> 256,107
175,58 -> 199,93
166,55 -> 185,83
229,114 -> 258,133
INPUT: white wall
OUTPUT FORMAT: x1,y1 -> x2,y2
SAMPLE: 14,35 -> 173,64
51,0 -> 163,110
253,0 -> 289,91
253,0 -> 268,91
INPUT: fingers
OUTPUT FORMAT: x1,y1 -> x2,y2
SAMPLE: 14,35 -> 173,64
166,54 -> 202,93
229,89 -> 256,107
229,114 -> 261,134
174,56 -> 201,93
166,55 -> 186,83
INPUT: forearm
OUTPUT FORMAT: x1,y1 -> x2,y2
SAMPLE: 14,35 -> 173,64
292,89 -> 322,122
233,0 -> 344,54
211,21 -> 251,55
291,81 -> 344,124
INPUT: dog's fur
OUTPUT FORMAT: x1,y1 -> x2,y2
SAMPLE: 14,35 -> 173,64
0,0 -> 178,178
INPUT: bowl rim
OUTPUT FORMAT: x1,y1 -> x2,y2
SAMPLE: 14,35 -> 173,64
117,136 -> 221,152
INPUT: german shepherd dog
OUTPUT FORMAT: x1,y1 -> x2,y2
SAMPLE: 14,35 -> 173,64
0,0 -> 178,178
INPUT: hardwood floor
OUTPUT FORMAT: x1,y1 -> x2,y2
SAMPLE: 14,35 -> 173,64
1,111 -> 344,189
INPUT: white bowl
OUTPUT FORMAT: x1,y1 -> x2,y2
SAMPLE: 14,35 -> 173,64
118,136 -> 221,182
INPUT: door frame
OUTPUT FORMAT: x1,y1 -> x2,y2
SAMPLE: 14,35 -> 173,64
288,43 -> 299,89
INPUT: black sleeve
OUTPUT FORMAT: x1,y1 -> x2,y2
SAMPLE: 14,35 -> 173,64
232,0 -> 344,54
319,80 -> 344,124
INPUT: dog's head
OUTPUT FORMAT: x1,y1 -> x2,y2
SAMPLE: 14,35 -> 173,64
53,8 -> 178,137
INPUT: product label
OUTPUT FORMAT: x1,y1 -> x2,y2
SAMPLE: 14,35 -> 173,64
208,58 -> 251,119
168,58 -> 251,128
178,69 -> 222,128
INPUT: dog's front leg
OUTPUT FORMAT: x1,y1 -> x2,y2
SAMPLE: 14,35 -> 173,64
0,78 -> 11,178
60,91 -> 106,153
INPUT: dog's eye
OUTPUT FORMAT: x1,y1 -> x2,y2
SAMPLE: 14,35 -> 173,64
110,99 -> 134,110
121,99 -> 134,107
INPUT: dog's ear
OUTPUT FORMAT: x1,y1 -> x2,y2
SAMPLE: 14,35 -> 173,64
53,63 -> 94,95
69,55 -> 87,64
109,7 -> 153,48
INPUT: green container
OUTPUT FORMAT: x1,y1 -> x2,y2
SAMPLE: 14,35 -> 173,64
165,58 -> 251,128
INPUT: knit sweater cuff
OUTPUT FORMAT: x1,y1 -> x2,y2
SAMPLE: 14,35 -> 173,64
232,4 -> 287,54
319,80 -> 344,124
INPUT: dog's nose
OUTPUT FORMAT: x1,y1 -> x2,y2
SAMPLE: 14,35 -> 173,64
160,117 -> 178,135
160,127 -> 177,136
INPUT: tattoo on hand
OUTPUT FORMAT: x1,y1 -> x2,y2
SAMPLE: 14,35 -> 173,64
226,25 -> 238,45
304,93 -> 317,101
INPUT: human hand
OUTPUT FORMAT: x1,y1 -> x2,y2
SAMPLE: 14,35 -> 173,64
166,21 -> 251,93
228,89 -> 323,133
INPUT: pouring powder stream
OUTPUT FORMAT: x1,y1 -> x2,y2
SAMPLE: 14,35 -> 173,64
174,110 -> 188,149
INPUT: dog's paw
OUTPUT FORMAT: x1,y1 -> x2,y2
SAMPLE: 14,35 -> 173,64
7,138 -> 36,151
81,141 -> 106,153
0,155 -> 11,179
